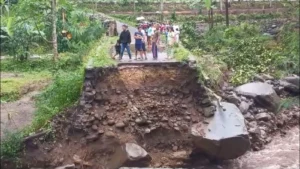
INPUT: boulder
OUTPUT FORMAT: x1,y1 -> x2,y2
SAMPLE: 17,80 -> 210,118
106,143 -> 151,169
235,82 -> 280,111
282,76 -> 300,86
191,102 -> 250,160
279,80 -> 299,94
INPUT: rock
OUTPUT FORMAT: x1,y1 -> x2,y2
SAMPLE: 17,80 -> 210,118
235,82 -> 280,111
92,125 -> 98,131
55,164 -> 75,169
261,74 -> 274,80
224,92 -> 241,106
202,105 -> 216,117
254,74 -> 265,82
116,122 -> 126,128
170,151 -> 188,160
282,75 -> 300,86
86,134 -> 99,142
201,98 -> 212,106
255,113 -> 271,121
172,145 -> 178,151
239,101 -> 251,114
135,118 -> 148,125
184,116 -> 191,121
191,102 -> 250,160
145,128 -> 151,133
106,143 -> 151,169
107,120 -> 115,126
279,80 -> 299,94
248,121 -> 260,134
244,112 -> 255,121
105,131 -> 116,138
73,155 -> 82,164
98,129 -> 104,134
161,116 -> 168,122
273,86 -> 284,95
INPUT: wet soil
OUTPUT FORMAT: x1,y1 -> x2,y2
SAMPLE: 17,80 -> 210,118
1,73 -> 50,139
1,65 -> 299,169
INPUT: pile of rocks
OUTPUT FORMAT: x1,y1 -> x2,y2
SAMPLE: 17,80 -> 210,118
73,65 -> 217,146
222,74 -> 299,150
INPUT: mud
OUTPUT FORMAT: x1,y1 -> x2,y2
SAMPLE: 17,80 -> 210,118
1,63 -> 299,169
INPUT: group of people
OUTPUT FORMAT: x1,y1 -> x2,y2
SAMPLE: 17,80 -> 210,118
113,23 -> 180,61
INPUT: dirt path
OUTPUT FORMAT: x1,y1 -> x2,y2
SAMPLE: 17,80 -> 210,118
0,91 -> 40,140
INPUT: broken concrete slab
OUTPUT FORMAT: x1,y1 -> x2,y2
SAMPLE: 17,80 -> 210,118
191,101 -> 250,160
235,82 -> 280,111
106,143 -> 151,169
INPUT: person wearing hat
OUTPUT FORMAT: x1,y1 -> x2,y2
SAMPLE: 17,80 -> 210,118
119,24 -> 132,60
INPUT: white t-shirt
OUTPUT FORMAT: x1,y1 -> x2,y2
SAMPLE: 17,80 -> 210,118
141,29 -> 147,43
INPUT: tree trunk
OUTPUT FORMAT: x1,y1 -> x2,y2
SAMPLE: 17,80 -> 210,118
52,0 -> 58,61
160,0 -> 164,21
133,1 -> 136,16
225,0 -> 229,26
210,8 -> 214,29
220,0 -> 223,11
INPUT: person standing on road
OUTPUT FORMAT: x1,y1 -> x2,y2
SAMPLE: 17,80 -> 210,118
166,27 -> 175,59
141,27 -> 148,60
147,24 -> 153,48
152,27 -> 160,60
119,24 -> 132,61
134,26 -> 144,60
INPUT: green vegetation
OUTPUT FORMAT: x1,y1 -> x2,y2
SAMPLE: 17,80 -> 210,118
0,131 -> 24,159
0,0 -> 118,161
110,14 -> 137,27
111,12 -> 283,25
173,45 -> 190,62
278,97 -> 300,113
0,72 -> 51,102
181,21 -> 299,86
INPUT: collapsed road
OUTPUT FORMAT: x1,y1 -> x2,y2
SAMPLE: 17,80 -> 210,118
2,59 -> 298,169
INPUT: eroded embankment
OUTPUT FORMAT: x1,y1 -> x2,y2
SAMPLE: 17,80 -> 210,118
5,62 -> 216,169
3,62 -> 299,169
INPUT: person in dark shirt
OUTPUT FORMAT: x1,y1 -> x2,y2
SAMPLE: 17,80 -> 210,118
112,40 -> 121,59
119,24 -> 132,60
134,27 -> 144,60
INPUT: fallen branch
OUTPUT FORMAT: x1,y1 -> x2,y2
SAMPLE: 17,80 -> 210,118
22,130 -> 51,143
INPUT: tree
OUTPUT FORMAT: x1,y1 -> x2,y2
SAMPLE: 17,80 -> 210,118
52,0 -> 58,61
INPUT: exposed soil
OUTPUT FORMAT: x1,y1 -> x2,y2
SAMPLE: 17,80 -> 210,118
1,64 -> 299,169
0,73 -> 50,139
1,91 -> 38,139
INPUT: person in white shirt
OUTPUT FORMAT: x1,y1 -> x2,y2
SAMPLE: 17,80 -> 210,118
141,28 -> 148,60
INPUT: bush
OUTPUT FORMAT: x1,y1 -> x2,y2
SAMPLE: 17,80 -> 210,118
30,71 -> 83,130
1,132 -> 24,159
237,13 -> 247,20
173,45 -> 189,62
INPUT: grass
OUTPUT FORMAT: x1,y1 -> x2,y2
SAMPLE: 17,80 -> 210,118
0,72 -> 52,103
277,97 -> 300,113
173,44 -> 190,62
109,14 -> 137,27
85,36 -> 117,68
196,53 -> 227,88
0,33 -> 118,161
